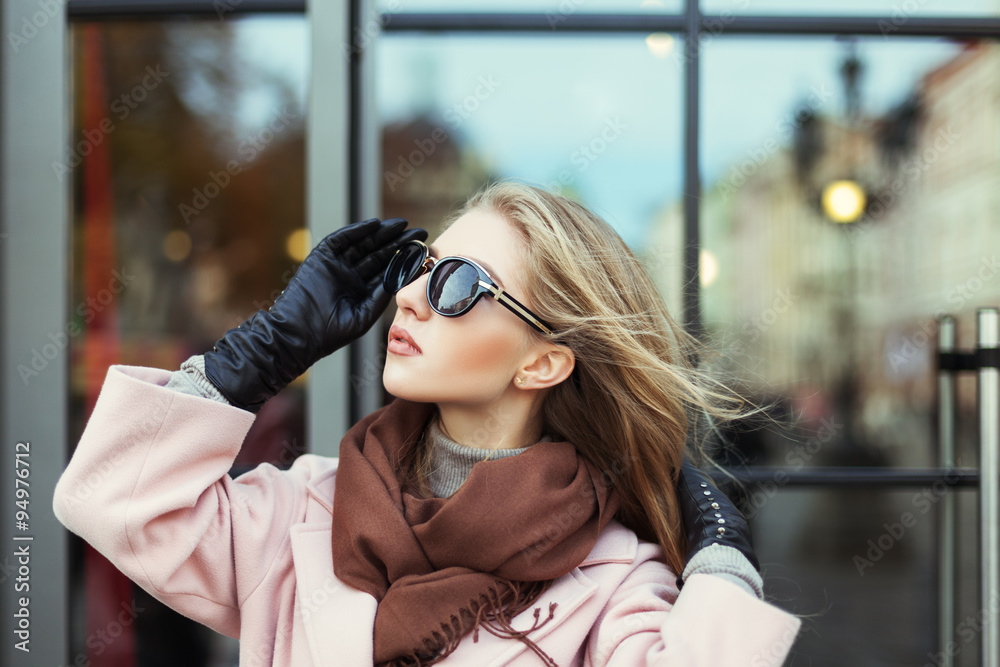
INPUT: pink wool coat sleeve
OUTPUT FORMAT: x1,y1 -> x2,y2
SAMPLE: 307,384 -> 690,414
53,365 -> 802,667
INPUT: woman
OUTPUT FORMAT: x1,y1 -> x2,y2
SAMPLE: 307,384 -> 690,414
53,181 -> 801,666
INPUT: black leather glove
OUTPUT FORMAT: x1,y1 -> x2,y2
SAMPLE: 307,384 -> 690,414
204,217 -> 427,413
676,458 -> 760,588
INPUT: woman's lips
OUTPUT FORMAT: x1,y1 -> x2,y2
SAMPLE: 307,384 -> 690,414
388,325 -> 422,356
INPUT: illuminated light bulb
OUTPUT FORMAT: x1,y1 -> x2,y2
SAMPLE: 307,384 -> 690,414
822,180 -> 866,223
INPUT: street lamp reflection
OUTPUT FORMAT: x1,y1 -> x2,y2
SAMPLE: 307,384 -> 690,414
821,179 -> 866,223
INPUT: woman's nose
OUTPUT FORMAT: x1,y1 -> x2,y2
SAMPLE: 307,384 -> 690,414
393,270 -> 432,320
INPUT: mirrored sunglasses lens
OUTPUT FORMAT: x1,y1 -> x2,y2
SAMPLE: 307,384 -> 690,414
384,244 -> 426,292
430,260 -> 479,315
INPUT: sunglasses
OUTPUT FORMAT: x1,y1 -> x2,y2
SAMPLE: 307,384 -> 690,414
383,240 -> 553,335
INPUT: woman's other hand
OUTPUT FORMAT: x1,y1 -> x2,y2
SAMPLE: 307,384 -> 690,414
676,458 -> 761,589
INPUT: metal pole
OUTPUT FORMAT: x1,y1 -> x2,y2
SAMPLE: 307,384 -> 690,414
978,307 -> 999,667
305,0 -> 352,456
938,315 -> 957,666
681,0 -> 702,344
350,0 -> 384,425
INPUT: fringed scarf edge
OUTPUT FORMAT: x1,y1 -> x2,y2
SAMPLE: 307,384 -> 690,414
377,578 -> 561,667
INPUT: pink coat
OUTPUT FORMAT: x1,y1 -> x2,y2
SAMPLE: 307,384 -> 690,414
53,365 -> 801,666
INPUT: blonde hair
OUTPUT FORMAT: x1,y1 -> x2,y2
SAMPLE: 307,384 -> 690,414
405,179 -> 758,575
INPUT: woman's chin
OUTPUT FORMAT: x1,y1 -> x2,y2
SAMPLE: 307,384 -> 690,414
382,372 -> 427,403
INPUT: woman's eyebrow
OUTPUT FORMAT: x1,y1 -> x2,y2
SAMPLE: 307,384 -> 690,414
429,244 -> 506,288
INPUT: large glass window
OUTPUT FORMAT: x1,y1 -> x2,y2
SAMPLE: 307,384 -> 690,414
695,37 -> 999,472
376,34 -> 686,320
67,17 -> 307,665
696,37 -> 998,661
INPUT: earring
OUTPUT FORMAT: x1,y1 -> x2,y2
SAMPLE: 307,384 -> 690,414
515,376 -> 525,386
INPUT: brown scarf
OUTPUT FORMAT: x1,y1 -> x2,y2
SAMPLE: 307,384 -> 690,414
331,398 -> 621,666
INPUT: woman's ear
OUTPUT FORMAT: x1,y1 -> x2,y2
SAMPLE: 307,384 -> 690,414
517,344 -> 575,390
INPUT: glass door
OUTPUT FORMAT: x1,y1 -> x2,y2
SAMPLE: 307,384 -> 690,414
65,11 -> 308,666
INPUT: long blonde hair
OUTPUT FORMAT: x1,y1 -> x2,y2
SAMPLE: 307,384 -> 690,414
406,179 -> 756,575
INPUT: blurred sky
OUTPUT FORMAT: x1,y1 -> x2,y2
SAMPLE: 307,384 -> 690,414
374,33 -> 965,245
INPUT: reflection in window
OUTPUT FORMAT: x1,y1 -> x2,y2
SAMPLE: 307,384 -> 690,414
689,37 -> 999,471
376,34 -> 686,325
68,17 -> 307,666
745,485 -> 979,665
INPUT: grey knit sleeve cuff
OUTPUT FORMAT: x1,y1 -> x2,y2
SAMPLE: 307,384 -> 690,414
164,354 -> 231,405
681,543 -> 764,600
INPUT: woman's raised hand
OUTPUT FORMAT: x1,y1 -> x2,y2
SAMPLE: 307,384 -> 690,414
204,218 -> 427,413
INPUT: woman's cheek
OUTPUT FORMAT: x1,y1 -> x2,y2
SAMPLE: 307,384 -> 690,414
382,327 -> 517,402
445,325 -> 522,390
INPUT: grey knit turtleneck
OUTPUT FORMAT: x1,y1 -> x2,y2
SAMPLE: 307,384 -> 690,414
423,417 -> 532,498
